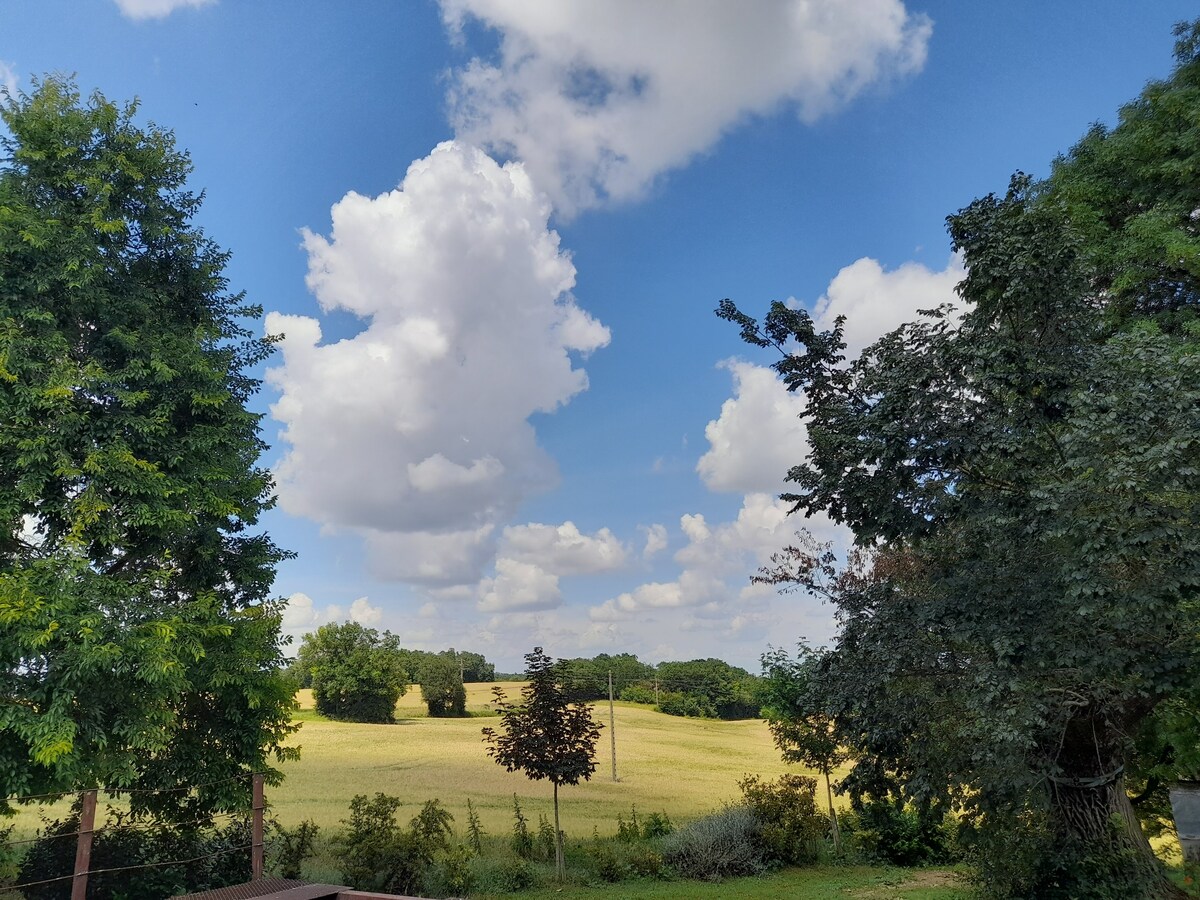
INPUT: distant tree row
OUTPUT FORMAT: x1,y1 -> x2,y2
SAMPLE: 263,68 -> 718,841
289,622 -> 495,722
561,653 -> 761,720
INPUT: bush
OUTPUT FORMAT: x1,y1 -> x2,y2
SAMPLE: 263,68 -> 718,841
841,796 -> 958,866
494,856 -> 538,891
661,805 -> 766,881
627,845 -> 666,878
738,773 -> 826,865
334,793 -> 454,894
589,841 -> 626,882
17,808 -> 250,900
510,794 -> 533,859
272,818 -> 319,879
657,691 -> 719,719
641,810 -> 674,839
619,685 -> 656,704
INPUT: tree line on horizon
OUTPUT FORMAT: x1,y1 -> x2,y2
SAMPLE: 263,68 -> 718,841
287,621 -> 763,723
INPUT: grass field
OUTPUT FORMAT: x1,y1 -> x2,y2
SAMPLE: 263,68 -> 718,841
278,684 -> 802,837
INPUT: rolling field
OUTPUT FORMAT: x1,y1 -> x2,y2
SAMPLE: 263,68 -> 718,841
276,684 -> 802,837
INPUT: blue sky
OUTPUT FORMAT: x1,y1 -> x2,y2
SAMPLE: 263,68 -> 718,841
1,0 -> 1192,670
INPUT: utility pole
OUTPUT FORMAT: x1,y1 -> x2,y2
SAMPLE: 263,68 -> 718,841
609,670 -> 619,782
654,676 -> 659,705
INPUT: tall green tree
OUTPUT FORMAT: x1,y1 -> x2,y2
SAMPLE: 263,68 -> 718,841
758,639 -> 848,853
299,622 -> 407,723
0,78 -> 297,821
482,647 -> 601,879
419,654 -> 467,717
721,26 -> 1200,897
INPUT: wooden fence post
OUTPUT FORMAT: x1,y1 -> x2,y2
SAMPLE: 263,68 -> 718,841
71,789 -> 97,900
252,774 -> 264,880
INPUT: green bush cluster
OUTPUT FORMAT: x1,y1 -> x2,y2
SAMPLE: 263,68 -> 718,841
17,808 -> 252,900
737,773 -> 826,865
840,796 -> 959,867
334,793 -> 455,895
661,805 -> 767,881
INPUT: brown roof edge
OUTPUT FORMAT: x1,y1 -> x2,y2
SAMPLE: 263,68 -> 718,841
172,880 -> 351,900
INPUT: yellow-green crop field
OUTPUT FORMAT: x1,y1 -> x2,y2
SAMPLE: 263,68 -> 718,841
276,684 -> 803,837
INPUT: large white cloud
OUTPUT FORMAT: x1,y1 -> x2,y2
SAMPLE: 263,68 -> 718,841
280,592 -> 384,647
443,0 -> 932,214
812,255 -> 965,358
267,141 -> 609,586
499,521 -> 626,575
591,493 -> 839,621
697,255 -> 964,495
112,0 -> 215,20
696,360 -> 808,495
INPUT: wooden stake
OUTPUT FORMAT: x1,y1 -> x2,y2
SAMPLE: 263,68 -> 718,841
252,773 -> 265,880
71,789 -> 97,900
609,670 -> 618,782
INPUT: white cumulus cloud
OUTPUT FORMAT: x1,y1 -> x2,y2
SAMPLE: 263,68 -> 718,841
478,557 -> 562,612
443,0 -> 932,214
499,521 -> 627,575
112,0 -> 216,20
267,141 -> 609,586
640,523 -> 668,560
696,360 -> 808,494
812,254 -> 965,358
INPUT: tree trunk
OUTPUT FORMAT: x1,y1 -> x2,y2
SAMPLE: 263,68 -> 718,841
1049,721 -> 1185,899
553,781 -> 564,880
823,766 -> 841,854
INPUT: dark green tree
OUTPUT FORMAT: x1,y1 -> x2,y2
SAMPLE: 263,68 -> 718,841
0,77 -> 296,821
758,639 -> 848,852
300,622 -> 407,723
441,648 -> 495,683
419,653 -> 467,717
482,647 -> 601,879
655,658 -> 759,719
721,27 -> 1200,896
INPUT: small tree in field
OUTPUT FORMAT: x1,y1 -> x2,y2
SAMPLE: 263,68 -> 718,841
482,647 -> 601,879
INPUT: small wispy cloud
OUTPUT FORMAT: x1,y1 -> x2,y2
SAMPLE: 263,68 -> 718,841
113,0 -> 216,21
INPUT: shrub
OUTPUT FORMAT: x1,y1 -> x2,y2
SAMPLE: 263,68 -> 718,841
428,843 -> 475,897
642,810 -> 674,839
627,845 -> 666,878
496,856 -> 538,891
841,796 -> 958,866
510,794 -> 533,859
661,805 -> 766,881
589,841 -> 625,882
657,691 -> 719,719
17,808 -> 250,900
537,813 -> 556,861
619,685 -> 656,704
466,799 -> 485,854
272,818 -> 319,879
334,793 -> 454,894
738,773 -> 826,865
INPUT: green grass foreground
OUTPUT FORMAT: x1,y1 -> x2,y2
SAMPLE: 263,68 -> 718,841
471,866 -> 970,899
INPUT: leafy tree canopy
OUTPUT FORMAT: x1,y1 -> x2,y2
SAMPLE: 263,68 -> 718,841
0,78 -> 296,821
418,654 -> 467,718
299,622 -> 407,723
721,23 -> 1200,898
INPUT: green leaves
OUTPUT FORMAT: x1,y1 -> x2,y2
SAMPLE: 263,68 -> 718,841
722,21 -> 1200,895
0,77 -> 295,821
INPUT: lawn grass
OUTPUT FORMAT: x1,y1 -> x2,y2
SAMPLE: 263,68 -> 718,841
469,866 -> 972,900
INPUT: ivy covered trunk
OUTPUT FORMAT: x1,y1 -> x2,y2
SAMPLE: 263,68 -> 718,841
1046,722 -> 1185,899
